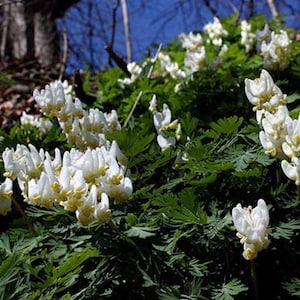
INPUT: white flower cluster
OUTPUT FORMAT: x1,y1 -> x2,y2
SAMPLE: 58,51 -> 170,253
179,32 -> 206,74
232,199 -> 270,260
33,81 -> 121,150
240,20 -> 256,52
245,69 -> 300,185
245,69 -> 288,158
118,61 -> 143,86
260,29 -> 291,70
20,112 -> 53,134
2,142 -> 132,224
158,52 -> 186,81
149,95 -> 181,151
203,17 -> 228,47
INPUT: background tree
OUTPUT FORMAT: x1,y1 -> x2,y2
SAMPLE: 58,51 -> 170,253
0,0 -> 80,67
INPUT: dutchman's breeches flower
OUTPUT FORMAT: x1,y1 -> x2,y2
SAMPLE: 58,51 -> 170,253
232,199 -> 270,260
244,69 -> 285,113
282,115 -> 300,158
281,157 -> 300,185
0,178 -> 13,216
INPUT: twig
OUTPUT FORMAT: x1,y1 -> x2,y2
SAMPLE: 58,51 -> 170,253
12,196 -> 36,236
108,0 -> 120,66
267,0 -> 279,17
203,0 -> 219,18
250,259 -> 260,300
105,45 -> 130,76
120,0 -> 132,63
123,90 -> 143,127
59,28 -> 68,81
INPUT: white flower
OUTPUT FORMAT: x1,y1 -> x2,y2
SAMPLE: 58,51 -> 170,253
281,157 -> 300,185
203,17 -> 228,46
26,172 -> 56,208
107,177 -> 133,203
0,178 -> 13,216
282,115 -> 300,158
20,112 -> 53,134
94,192 -> 111,224
260,30 -> 291,70
148,95 -> 157,113
179,32 -> 203,51
244,69 -> 285,112
153,104 -> 172,133
258,105 -> 290,158
76,184 -> 97,226
151,103 -> 180,151
127,62 -> 142,83
240,20 -> 256,52
218,44 -> 228,57
104,110 -> 121,132
232,199 -> 270,260
157,135 -> 176,151
158,53 -> 186,80
256,24 -> 271,52
33,82 -> 66,117
184,47 -> 206,74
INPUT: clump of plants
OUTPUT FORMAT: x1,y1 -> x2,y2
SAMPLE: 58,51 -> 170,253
0,13 -> 300,300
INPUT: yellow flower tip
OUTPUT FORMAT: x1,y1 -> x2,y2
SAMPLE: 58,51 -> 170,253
112,191 -> 130,203
52,182 -> 61,193
98,166 -> 108,176
97,210 -> 111,224
110,174 -> 123,186
294,134 -> 300,145
244,247 -> 257,260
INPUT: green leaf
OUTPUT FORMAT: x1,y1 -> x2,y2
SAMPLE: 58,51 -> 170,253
125,226 -> 158,238
286,93 -> 300,104
206,116 -> 244,139
271,219 -> 300,240
212,279 -> 248,300
283,278 -> 300,296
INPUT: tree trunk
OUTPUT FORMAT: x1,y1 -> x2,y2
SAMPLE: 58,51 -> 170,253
0,0 -> 80,67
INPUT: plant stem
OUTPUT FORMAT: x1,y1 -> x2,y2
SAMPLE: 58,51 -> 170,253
297,184 -> 300,203
250,259 -> 260,300
12,196 -> 36,236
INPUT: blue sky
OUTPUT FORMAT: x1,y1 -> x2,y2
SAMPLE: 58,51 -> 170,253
57,0 -> 300,73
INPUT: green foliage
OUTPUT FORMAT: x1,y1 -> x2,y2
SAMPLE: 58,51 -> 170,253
212,279 -> 248,300
283,278 -> 300,297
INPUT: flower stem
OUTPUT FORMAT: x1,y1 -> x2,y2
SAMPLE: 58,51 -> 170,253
12,196 -> 36,236
297,184 -> 300,203
250,259 -> 260,300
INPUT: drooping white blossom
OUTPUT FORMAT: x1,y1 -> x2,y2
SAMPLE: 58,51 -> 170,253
150,101 -> 181,151
232,199 -> 270,260
203,17 -> 228,47
282,115 -> 300,158
258,105 -> 290,158
33,80 -> 121,150
240,20 -> 256,52
281,157 -> 300,185
0,178 -> 13,216
244,69 -> 286,114
260,30 -> 291,71
2,141 -> 132,225
20,112 -> 53,134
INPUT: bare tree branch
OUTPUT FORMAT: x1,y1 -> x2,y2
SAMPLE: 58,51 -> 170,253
59,28 -> 68,81
267,0 -> 279,17
121,0 -> 132,63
